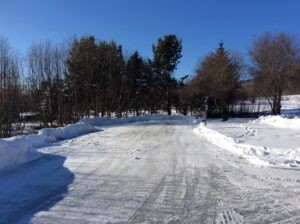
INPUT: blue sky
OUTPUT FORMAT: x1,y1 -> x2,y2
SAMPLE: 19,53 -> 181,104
1,0 -> 300,77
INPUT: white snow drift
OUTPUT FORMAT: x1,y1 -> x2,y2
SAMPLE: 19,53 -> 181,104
254,115 -> 300,130
195,122 -> 300,168
0,122 -> 97,171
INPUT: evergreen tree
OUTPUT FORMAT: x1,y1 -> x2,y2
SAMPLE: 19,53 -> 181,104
126,51 -> 146,115
197,42 -> 241,121
65,36 -> 98,119
152,34 -> 182,115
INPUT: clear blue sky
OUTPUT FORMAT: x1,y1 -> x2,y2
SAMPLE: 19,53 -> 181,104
1,0 -> 300,77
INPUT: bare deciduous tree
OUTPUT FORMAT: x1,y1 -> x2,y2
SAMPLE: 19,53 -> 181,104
250,33 -> 299,115
0,38 -> 22,137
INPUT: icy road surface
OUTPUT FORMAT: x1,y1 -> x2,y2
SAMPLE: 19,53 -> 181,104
0,122 -> 300,223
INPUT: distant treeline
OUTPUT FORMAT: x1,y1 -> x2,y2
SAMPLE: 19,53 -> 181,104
0,32 -> 300,137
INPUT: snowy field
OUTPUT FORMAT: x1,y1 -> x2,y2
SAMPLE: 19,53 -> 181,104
195,116 -> 300,168
234,95 -> 300,116
0,114 -> 299,223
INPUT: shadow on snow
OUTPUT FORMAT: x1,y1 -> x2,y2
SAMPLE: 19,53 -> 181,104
0,153 -> 74,223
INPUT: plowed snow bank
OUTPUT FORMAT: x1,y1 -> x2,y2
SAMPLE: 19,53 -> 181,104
81,114 -> 197,126
194,123 -> 300,168
254,115 -> 300,130
0,122 -> 97,171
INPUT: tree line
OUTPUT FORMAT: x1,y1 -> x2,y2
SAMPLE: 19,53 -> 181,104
177,33 -> 300,120
0,32 -> 300,137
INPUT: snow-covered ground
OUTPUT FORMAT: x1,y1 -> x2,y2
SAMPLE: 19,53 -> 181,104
195,116 -> 300,168
0,116 -> 299,223
235,94 -> 300,116
254,115 -> 300,129
281,95 -> 300,116
0,115 -> 197,171
0,95 -> 300,223
0,122 -> 97,171
193,95 -> 300,168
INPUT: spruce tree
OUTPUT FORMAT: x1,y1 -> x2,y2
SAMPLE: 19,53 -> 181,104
65,36 -> 98,118
152,34 -> 182,115
197,42 -> 240,121
126,51 -> 146,115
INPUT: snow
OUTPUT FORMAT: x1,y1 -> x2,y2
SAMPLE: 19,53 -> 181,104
1,96 -> 300,222
281,95 -> 300,111
194,123 -> 270,166
234,94 -> 300,116
195,117 -> 300,168
0,122 -> 97,171
2,109 -> 300,172
192,95 -> 300,168
0,115 -> 195,171
81,114 -> 197,126
254,115 -> 300,130
1,120 -> 299,223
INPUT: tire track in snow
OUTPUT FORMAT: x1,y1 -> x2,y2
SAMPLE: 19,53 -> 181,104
7,122 -> 299,224
127,175 -> 168,223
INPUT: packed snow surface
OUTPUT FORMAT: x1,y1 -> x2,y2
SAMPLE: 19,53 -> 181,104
1,95 -> 300,222
0,117 -> 299,223
0,115 -> 195,171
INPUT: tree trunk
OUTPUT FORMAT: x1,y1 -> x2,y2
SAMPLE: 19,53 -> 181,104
221,102 -> 229,121
167,85 -> 171,115
182,107 -> 187,116
272,93 -> 282,115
